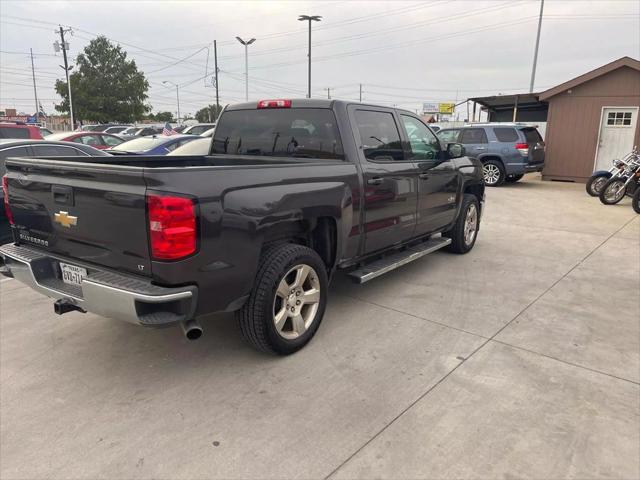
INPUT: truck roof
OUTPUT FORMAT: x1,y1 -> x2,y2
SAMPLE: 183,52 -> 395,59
224,98 -> 417,115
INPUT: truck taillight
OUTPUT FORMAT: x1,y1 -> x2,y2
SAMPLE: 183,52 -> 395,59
257,99 -> 291,109
515,143 -> 529,156
147,194 -> 196,260
2,176 -> 14,225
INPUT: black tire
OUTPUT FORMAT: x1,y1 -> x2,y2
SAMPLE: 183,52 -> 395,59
444,193 -> 480,254
632,187 -> 640,214
505,174 -> 524,183
586,172 -> 611,197
482,160 -> 505,187
236,243 -> 328,355
599,177 -> 628,205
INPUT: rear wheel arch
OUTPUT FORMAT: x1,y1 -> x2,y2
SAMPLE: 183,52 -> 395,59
261,216 -> 338,272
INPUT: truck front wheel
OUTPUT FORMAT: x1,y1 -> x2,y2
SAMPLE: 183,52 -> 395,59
237,243 -> 328,355
444,193 -> 480,254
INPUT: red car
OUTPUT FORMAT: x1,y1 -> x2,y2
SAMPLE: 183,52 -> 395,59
0,122 -> 43,140
45,132 -> 124,150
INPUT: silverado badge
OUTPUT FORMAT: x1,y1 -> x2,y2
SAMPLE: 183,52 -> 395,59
54,211 -> 78,228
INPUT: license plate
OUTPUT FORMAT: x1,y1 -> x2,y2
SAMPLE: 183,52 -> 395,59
60,262 -> 87,287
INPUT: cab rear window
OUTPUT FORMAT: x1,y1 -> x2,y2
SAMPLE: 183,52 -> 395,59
212,109 -> 344,160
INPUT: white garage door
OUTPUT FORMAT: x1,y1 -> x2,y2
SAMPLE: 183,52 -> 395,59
594,107 -> 638,172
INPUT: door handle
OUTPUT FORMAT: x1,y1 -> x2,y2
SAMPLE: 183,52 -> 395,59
475,147 -> 486,151
367,177 -> 383,185
418,173 -> 430,179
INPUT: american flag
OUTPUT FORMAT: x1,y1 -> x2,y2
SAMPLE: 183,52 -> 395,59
162,122 -> 177,136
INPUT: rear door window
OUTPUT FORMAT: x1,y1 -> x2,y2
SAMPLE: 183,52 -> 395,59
522,128 -> 543,143
493,127 -> 519,142
212,108 -> 344,160
354,110 -> 404,162
0,127 -> 30,139
459,128 -> 488,144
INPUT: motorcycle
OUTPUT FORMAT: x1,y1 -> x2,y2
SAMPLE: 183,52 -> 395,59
598,152 -> 640,205
633,187 -> 640,214
586,148 -> 637,197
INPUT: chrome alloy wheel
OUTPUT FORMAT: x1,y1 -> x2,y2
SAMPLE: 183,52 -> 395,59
483,164 -> 501,185
464,203 -> 478,246
604,180 -> 627,203
273,264 -> 321,340
591,176 -> 608,194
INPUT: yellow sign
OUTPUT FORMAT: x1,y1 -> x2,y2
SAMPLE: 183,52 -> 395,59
439,103 -> 455,114
54,211 -> 78,228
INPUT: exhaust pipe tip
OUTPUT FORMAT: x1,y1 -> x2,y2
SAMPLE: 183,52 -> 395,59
181,319 -> 202,341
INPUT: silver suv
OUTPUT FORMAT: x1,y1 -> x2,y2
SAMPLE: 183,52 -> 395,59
438,123 -> 545,186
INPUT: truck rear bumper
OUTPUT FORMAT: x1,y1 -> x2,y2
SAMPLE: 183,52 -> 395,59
0,243 -> 197,327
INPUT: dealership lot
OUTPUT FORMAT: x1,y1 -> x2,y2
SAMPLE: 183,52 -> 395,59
1,176 -> 638,479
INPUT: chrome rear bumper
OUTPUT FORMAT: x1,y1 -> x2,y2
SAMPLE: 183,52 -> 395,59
0,243 -> 197,326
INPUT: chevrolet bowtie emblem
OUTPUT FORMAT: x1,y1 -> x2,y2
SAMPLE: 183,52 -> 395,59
54,211 -> 78,228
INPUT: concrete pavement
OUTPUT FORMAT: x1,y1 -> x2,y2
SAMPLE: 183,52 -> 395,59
1,175 -> 638,479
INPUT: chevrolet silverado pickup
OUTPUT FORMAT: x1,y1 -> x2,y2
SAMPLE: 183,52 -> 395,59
1,99 -> 484,354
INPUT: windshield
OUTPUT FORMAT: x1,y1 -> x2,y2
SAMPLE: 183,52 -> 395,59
212,108 -> 344,160
111,136 -> 167,151
121,127 -> 138,135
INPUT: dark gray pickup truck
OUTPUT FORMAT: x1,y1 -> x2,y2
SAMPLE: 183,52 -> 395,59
1,99 -> 484,354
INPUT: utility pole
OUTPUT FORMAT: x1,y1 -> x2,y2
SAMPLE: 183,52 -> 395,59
214,40 -> 219,115
163,81 -> 180,123
298,15 -> 322,98
359,83 -> 362,102
55,26 -> 74,130
529,0 -> 544,93
29,48 -> 39,120
325,88 -> 331,99
236,37 -> 255,101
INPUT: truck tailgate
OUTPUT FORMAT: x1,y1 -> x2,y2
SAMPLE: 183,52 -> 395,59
4,158 -> 151,276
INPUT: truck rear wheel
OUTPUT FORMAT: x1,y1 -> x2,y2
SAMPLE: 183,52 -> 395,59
444,193 -> 480,254
237,243 -> 328,355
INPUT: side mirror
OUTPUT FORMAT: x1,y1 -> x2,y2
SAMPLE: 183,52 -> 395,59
447,142 -> 465,158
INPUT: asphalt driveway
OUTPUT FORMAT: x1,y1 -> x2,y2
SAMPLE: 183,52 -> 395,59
1,175 -> 638,479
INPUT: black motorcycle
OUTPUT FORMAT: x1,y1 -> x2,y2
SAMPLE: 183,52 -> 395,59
587,148 -> 637,197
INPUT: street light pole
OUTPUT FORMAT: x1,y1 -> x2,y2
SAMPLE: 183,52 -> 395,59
298,15 -> 322,99
163,80 -> 180,123
236,37 -> 256,101
529,0 -> 545,93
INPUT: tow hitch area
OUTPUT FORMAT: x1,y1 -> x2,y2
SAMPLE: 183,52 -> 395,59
54,299 -> 86,315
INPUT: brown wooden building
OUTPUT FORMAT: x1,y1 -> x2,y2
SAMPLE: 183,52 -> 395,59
540,56 -> 640,182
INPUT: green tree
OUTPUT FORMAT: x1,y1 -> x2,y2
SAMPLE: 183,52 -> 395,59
195,104 -> 223,123
55,36 -> 150,123
146,111 -> 174,122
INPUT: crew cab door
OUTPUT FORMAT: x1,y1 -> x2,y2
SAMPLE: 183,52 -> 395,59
399,115 -> 459,234
349,106 -> 418,254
